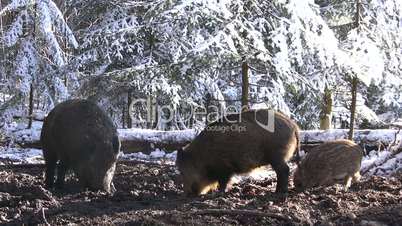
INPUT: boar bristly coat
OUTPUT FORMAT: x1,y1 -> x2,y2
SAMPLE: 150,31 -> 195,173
41,99 -> 120,192
293,139 -> 363,191
176,109 -> 300,196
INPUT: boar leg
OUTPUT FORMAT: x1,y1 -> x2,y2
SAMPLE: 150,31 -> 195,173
218,176 -> 231,192
343,176 -> 352,191
55,160 -> 68,188
271,160 -> 290,193
110,182 -> 116,193
44,153 -> 57,188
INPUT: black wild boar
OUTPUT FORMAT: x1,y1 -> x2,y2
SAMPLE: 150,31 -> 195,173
176,109 -> 300,196
40,99 -> 120,192
293,139 -> 363,191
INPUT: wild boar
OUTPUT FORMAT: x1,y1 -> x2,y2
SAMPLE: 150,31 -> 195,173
176,109 -> 300,196
293,139 -> 363,191
40,99 -> 120,192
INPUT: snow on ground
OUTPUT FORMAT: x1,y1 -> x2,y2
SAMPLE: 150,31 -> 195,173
0,146 -> 179,165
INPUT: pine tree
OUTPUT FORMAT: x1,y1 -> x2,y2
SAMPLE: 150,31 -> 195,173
0,0 -> 78,126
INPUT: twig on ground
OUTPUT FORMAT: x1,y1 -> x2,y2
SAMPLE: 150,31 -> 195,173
41,208 -> 50,226
190,209 -> 292,221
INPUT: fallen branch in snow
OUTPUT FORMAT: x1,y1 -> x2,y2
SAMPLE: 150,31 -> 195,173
15,140 -> 42,149
390,128 -> 401,150
191,209 -> 293,221
362,150 -> 402,176
389,123 -> 402,129
361,158 -> 385,175
13,115 -> 45,122
362,129 -> 402,175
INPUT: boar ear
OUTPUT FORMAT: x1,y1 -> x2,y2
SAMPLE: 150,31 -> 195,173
177,145 -> 190,161
177,148 -> 184,162
177,147 -> 183,154
182,143 -> 190,152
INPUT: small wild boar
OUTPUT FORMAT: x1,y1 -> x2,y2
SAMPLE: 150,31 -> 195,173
40,99 -> 120,192
293,139 -> 363,191
176,109 -> 300,196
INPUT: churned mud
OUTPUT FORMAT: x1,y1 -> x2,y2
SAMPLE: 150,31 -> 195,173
0,161 -> 401,225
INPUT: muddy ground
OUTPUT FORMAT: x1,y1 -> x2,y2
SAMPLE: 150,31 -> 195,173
0,161 -> 401,226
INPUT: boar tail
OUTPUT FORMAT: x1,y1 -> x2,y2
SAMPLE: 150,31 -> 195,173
295,130 -> 301,165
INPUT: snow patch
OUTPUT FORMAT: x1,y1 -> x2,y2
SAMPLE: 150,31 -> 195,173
0,147 -> 43,165
120,150 -> 177,165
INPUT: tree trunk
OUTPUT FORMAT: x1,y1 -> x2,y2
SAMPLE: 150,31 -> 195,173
127,90 -> 132,128
27,83 -> 34,129
348,0 -> 361,140
122,103 -> 126,129
109,108 -> 113,119
319,86 -> 333,130
152,97 -> 159,129
36,92 -> 40,110
64,74 -> 68,87
348,77 -> 358,140
241,61 -> 249,112
0,0 -> 4,54
355,0 -> 361,29
205,93 -> 211,127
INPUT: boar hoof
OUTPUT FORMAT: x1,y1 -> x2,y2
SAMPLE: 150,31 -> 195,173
55,181 -> 64,189
274,192 -> 288,203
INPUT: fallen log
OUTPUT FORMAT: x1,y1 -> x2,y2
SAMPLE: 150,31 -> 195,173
12,129 -> 401,154
14,128 -> 197,154
301,129 -> 399,145
118,129 -> 197,154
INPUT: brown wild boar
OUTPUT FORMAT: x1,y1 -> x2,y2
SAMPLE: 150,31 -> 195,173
293,139 -> 363,191
176,109 -> 300,196
41,99 -> 120,192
